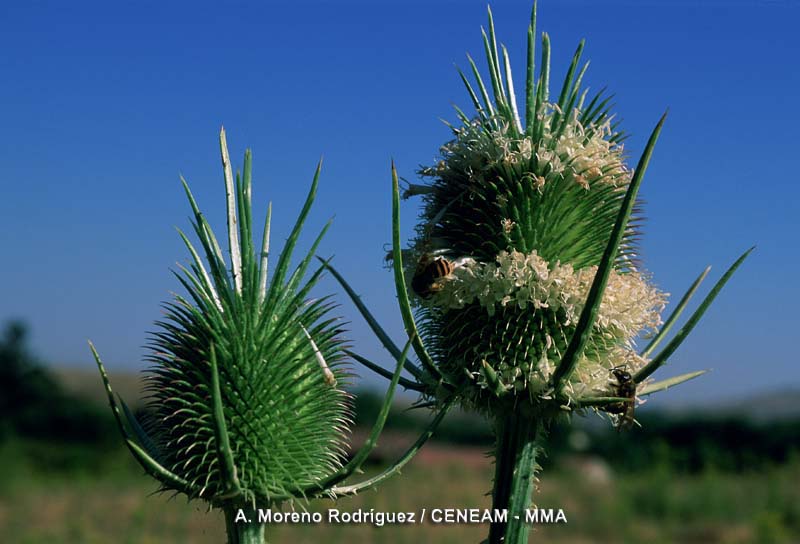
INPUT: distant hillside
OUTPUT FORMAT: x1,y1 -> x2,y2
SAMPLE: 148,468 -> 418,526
708,389 -> 800,422
52,365 -> 800,424
53,366 -> 147,408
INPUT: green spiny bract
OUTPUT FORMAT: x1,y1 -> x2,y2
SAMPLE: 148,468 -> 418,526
93,128 -> 352,512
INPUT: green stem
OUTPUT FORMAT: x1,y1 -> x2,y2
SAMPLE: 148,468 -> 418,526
224,505 -> 266,544
489,414 -> 544,544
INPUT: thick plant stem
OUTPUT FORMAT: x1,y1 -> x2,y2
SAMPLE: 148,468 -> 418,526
488,413 -> 544,544
224,505 -> 267,544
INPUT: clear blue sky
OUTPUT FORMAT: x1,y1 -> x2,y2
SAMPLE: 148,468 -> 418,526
1,1 -> 797,406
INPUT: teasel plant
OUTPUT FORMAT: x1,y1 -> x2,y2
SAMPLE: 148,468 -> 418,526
90,128 -> 454,544
324,3 -> 752,543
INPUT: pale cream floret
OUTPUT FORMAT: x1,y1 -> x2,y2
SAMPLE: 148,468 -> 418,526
418,107 -> 663,398
431,250 -> 666,393
432,249 -> 666,343
425,106 -> 630,190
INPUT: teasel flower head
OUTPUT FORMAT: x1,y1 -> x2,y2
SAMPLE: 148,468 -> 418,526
326,6 -> 755,542
389,5 -> 752,422
90,129 -> 360,520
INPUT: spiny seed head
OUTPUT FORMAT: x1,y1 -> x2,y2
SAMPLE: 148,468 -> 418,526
128,133 -> 353,506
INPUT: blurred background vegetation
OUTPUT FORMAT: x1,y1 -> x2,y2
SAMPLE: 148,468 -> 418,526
1,319 -> 798,543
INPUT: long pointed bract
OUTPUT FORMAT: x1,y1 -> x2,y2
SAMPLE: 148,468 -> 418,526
552,113 -> 667,393
641,266 -> 711,358
635,247 -> 754,383
391,164 -> 445,385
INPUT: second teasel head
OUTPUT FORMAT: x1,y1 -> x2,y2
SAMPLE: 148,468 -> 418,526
403,8 -> 668,418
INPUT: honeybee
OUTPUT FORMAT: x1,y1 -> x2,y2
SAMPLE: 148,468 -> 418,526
411,255 -> 454,299
603,367 -> 636,430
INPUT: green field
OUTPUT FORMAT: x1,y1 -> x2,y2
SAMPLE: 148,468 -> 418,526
2,329 -> 798,544
1,437 -> 798,544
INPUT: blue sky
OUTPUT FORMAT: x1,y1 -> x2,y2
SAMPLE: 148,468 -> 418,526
1,1 -> 797,406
